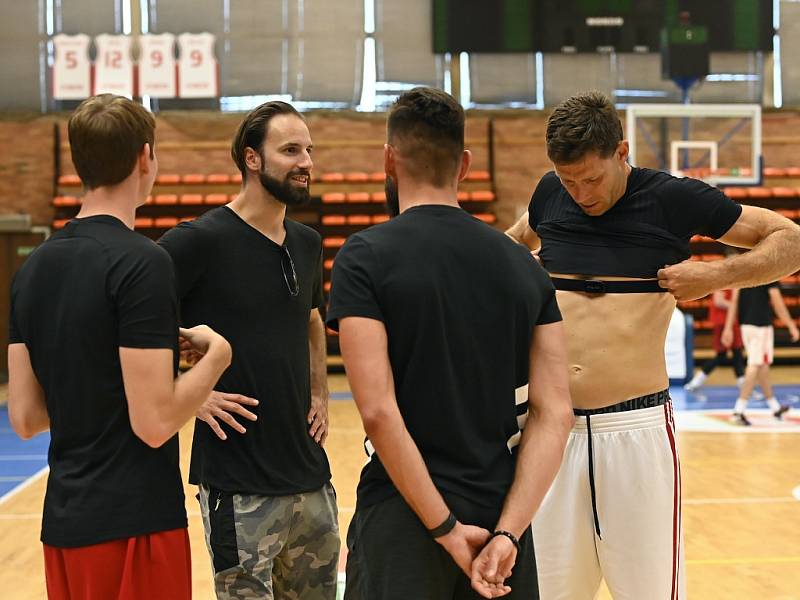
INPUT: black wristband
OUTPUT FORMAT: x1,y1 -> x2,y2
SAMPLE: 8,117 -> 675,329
490,529 -> 521,552
429,512 -> 457,538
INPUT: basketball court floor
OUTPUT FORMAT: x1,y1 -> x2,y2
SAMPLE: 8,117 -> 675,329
1,370 -> 799,599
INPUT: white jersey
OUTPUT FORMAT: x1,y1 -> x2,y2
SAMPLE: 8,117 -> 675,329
138,33 -> 177,98
52,33 -> 91,100
177,32 -> 218,98
94,34 -> 134,98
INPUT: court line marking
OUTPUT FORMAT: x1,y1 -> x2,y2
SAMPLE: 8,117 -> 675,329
684,496 -> 798,505
0,455 -> 48,461
0,466 -> 48,507
688,556 -> 800,566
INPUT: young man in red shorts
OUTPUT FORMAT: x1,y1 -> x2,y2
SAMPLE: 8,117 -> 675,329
684,288 -> 745,391
7,94 -> 232,600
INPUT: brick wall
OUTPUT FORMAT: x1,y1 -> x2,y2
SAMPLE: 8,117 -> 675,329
2,109 -> 799,228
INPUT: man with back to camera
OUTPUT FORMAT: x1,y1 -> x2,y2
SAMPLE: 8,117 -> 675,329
506,90 -> 800,599
724,283 -> 799,425
7,94 -> 232,600
158,100 -> 339,599
327,87 -> 575,599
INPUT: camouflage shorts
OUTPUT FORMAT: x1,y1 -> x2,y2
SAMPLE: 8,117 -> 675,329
198,483 -> 340,600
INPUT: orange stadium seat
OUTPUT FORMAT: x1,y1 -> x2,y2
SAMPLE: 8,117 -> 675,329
347,215 -> 371,225
205,193 -> 229,205
144,195 -> 154,204
231,173 -> 243,184
206,173 -> 231,184
763,167 -> 788,177
369,172 -> 386,182
466,170 -> 491,182
469,190 -> 495,202
344,172 -> 369,182
721,187 -> 747,199
346,192 -> 370,203
321,215 -> 347,225
156,174 -> 181,185
321,173 -> 345,183
770,187 -> 798,198
52,219 -> 69,229
154,194 -> 178,205
179,216 -> 198,223
323,237 -> 346,248
746,187 -> 773,199
134,217 -> 154,228
181,174 -> 206,184
154,217 -> 179,228
786,167 -> 800,177
322,192 -> 346,204
324,281 -> 332,292
372,215 -> 390,224
371,192 -> 386,203
58,174 -> 82,186
474,213 -> 497,224
52,196 -> 79,207
180,193 -> 203,205
456,191 -> 470,201
323,259 -> 335,270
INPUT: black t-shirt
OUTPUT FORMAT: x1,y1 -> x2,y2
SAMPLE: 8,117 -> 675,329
326,205 -> 561,510
9,215 -> 184,548
739,283 -> 779,326
158,207 -> 330,495
528,168 -> 742,278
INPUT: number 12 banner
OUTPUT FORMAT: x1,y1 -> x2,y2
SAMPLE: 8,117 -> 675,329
94,34 -> 134,97
139,33 -> 177,98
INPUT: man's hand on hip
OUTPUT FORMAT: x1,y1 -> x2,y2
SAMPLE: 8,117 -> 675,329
308,392 -> 329,446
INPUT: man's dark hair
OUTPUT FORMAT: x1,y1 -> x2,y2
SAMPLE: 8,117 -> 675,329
387,87 -> 465,187
546,91 -> 623,164
231,101 -> 303,178
68,94 -> 155,190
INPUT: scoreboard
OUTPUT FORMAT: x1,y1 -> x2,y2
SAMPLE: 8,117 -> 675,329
432,0 -> 774,54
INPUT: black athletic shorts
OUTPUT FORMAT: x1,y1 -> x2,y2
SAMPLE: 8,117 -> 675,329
344,494 -> 538,600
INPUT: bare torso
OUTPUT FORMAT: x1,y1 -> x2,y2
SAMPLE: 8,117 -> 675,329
553,273 -> 677,409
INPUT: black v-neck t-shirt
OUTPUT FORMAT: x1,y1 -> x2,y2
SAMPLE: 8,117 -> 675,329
158,207 -> 330,495
9,215 -> 184,547
327,205 -> 561,510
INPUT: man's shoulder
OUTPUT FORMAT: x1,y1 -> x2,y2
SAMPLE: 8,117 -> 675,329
286,218 -> 322,245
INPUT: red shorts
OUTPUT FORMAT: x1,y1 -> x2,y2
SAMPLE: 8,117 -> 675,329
711,324 -> 743,353
44,527 -> 191,600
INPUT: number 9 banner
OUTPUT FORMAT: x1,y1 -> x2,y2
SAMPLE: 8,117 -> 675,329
139,33 -> 177,98
177,32 -> 218,98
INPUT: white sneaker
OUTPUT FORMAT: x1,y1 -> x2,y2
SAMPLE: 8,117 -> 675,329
751,390 -> 765,400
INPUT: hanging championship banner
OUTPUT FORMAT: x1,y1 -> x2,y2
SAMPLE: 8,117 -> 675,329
177,32 -> 218,98
52,33 -> 92,100
139,33 -> 177,98
94,34 -> 134,97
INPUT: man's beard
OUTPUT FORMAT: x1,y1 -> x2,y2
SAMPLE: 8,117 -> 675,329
259,168 -> 311,207
385,176 -> 400,217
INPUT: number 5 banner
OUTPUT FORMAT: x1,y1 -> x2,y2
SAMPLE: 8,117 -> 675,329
177,32 -> 218,98
94,34 -> 134,97
139,33 -> 177,98
53,33 -> 92,100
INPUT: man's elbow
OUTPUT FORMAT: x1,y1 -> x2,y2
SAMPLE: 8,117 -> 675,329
129,408 -> 174,448
9,409 -> 43,441
131,421 -> 173,448
359,404 -> 401,439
